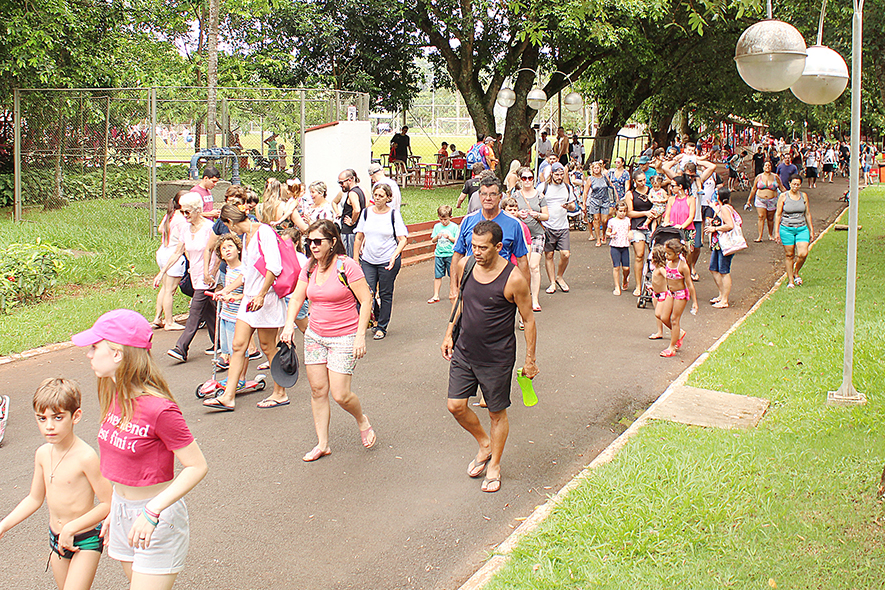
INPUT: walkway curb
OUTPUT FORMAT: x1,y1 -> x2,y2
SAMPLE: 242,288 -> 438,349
0,341 -> 76,367
457,206 -> 844,590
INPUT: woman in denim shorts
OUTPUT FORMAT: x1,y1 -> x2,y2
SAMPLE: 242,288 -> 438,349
281,220 -> 378,462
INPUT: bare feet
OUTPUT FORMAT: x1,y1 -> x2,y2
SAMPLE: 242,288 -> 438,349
632,288 -> 641,297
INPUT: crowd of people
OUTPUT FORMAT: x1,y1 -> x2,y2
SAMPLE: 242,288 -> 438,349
2,129 -> 857,589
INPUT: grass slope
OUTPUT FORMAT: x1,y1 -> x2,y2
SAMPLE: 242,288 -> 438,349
487,187 -> 885,589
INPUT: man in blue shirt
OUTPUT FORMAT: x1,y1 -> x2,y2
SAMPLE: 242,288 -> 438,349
449,175 -> 529,299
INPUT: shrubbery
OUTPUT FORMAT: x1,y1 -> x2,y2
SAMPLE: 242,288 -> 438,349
0,241 -> 64,314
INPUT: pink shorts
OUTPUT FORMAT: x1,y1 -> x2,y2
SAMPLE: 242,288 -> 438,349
668,288 -> 690,300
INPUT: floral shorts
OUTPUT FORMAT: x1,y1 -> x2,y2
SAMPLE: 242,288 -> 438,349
303,328 -> 357,375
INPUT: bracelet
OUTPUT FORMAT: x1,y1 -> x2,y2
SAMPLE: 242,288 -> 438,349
142,508 -> 159,527
144,507 -> 160,520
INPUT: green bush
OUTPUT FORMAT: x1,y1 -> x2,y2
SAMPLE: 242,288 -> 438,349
0,240 -> 64,314
0,174 -> 13,208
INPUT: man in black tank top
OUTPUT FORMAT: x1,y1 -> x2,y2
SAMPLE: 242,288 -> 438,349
442,221 -> 539,493
335,169 -> 366,257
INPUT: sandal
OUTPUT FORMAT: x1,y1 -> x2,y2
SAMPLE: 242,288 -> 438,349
648,333 -> 663,340
556,279 -> 570,293
712,301 -> 729,309
545,284 -> 557,294
467,454 -> 492,478
690,273 -> 700,282
660,349 -> 677,358
481,477 -> 502,493
373,330 -> 386,340
360,421 -> 376,448
203,398 -> 235,412
302,446 -> 331,462
427,297 -> 440,304
675,330 -> 686,349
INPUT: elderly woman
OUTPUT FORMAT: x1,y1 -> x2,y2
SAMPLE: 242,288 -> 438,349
352,183 -> 408,340
281,220 -> 376,461
202,203 -> 290,410
155,192 -> 216,362
152,190 -> 187,330
511,166 -> 549,311
304,181 -> 337,224
745,160 -> 785,242
774,174 -> 815,288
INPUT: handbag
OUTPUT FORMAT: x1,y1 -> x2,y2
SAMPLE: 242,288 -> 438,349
254,228 -> 301,298
449,257 -> 477,345
718,209 -> 748,256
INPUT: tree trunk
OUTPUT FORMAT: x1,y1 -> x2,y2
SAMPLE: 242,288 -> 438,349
648,105 -> 678,149
205,0 -> 220,149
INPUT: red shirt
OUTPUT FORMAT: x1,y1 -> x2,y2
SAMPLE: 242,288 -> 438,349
193,185 -> 214,213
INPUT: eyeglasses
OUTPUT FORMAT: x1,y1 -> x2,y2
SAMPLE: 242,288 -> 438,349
305,238 -> 330,247
521,176 -> 534,181
182,209 -> 193,215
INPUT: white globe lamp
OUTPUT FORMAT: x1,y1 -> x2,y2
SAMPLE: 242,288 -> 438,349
496,87 -> 517,108
734,20 -> 807,92
563,91 -> 583,112
790,45 -> 849,105
526,88 -> 548,111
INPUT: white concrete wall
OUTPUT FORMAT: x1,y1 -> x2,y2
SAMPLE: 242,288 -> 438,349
304,120 -> 372,200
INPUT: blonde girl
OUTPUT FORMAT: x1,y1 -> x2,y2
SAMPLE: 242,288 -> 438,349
648,245 -> 668,341
504,160 -> 522,192
73,309 -> 207,590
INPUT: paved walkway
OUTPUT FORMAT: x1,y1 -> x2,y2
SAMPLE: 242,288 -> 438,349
0,178 -> 850,589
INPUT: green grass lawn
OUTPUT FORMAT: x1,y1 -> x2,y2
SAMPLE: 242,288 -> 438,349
486,187 -> 885,589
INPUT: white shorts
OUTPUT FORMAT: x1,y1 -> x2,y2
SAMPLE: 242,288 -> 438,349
107,490 -> 189,575
156,245 -> 186,278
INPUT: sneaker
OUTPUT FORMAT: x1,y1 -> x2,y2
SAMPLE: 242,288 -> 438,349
167,348 -> 187,362
794,276 -> 803,286
215,358 -> 230,371
0,395 -> 9,445
204,347 -> 216,355
247,349 -> 262,361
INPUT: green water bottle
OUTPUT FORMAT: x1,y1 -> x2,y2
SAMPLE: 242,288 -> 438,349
516,367 -> 538,407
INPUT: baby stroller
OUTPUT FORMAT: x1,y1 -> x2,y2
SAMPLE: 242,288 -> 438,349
636,225 -> 685,309
736,171 -> 750,191
247,148 -> 274,171
568,198 -> 587,231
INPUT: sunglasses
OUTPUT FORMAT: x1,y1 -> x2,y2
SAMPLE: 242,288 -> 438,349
338,179 -> 351,185
521,175 -> 534,180
305,238 -> 330,247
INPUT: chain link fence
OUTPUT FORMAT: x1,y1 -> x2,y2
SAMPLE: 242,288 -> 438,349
11,87 -> 369,232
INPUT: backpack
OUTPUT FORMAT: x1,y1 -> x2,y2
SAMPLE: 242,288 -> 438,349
465,142 -> 484,166
254,228 -> 302,298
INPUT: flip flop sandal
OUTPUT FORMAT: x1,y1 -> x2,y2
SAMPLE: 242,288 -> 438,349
545,284 -> 557,294
556,279 -> 570,292
659,349 -> 677,358
676,331 -> 686,349
203,398 -> 235,412
257,398 -> 290,409
468,455 -> 492,478
360,423 -> 377,448
648,334 -> 663,340
427,297 -> 440,304
481,477 -> 502,493
302,447 -> 332,462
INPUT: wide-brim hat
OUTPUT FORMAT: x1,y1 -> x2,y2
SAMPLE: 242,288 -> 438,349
270,341 -> 300,388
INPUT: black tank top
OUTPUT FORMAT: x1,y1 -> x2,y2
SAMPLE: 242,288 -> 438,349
454,263 -> 517,366
630,188 -> 653,230
341,186 -> 366,234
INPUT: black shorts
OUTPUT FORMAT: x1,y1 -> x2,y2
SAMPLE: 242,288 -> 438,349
701,205 -> 716,220
728,168 -> 738,179
448,355 -> 513,413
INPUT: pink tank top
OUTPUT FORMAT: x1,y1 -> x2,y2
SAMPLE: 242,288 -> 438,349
669,196 -> 690,227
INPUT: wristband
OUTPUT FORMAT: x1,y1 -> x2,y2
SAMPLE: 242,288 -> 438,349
144,507 -> 160,520
142,508 -> 159,527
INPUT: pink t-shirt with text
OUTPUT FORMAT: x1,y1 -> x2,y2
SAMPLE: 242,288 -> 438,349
300,256 -> 364,337
193,185 -> 214,212
97,395 -> 194,487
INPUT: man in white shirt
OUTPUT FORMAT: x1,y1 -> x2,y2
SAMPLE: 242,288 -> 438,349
368,163 -> 401,210
537,131 -> 552,171
539,163 -> 576,293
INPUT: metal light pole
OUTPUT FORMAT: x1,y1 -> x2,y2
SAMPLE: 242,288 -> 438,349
828,0 -> 866,404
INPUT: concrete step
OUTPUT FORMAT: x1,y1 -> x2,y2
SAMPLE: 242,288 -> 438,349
402,252 -> 435,267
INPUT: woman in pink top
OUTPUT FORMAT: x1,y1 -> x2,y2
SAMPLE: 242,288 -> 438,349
73,309 -> 208,590
152,190 -> 187,331
280,219 -> 376,462
663,175 -> 697,249
154,193 -> 217,362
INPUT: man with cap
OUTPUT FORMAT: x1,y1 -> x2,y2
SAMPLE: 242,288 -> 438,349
368,163 -> 401,210
637,156 -> 656,188
538,162 -> 577,293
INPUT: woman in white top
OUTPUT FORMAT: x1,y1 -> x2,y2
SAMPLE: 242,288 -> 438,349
203,203 -> 291,410
352,184 -> 409,340
152,190 -> 187,330
154,192 -> 217,362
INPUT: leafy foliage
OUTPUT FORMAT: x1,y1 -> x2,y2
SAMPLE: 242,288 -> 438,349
0,240 -> 63,314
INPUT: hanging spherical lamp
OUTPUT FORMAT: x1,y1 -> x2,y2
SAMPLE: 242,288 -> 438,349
563,91 -> 583,112
734,20 -> 807,92
790,45 -> 849,104
526,88 -> 548,110
496,87 -> 517,108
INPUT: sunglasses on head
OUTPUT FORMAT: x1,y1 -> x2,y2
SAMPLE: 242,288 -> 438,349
305,237 -> 330,247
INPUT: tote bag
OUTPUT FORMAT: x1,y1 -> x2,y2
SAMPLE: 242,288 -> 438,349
719,209 -> 748,256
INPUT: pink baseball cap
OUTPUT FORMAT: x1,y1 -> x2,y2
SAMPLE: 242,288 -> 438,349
72,309 -> 153,350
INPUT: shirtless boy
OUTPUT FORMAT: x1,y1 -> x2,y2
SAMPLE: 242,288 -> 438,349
0,378 -> 112,590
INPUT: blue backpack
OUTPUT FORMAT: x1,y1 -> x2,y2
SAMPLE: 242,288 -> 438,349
465,142 -> 484,166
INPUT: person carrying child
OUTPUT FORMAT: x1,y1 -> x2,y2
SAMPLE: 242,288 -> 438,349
605,201 -> 631,295
656,239 -> 698,357
428,205 -> 460,304
0,378 -> 112,590
639,175 -> 668,231
72,309 -> 208,590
